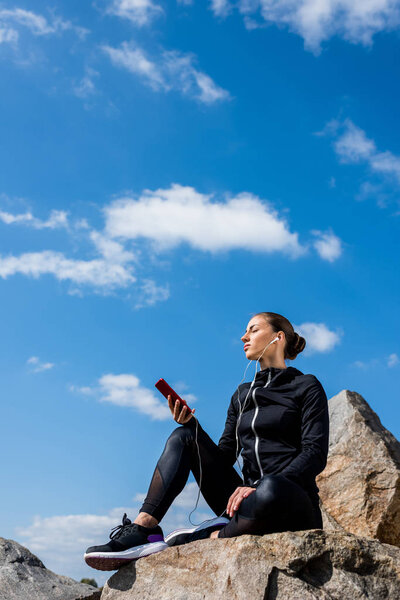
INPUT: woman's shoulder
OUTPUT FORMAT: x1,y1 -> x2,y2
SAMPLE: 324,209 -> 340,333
286,368 -> 326,392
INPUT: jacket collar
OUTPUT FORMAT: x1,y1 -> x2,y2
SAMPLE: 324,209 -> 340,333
254,365 -> 303,383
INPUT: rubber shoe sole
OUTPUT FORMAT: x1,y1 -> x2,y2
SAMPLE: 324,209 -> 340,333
84,540 -> 169,571
165,517 -> 229,547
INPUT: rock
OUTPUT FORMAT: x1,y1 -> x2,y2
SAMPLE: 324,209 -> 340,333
317,390 -> 400,546
100,529 -> 400,599
0,537 -> 101,600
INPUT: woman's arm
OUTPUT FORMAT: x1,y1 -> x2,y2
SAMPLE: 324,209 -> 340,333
278,376 -> 329,485
251,377 -> 329,490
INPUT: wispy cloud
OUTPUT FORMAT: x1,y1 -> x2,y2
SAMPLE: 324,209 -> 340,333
0,250 -> 135,290
73,68 -> 99,100
0,7 -> 88,39
311,229 -> 343,262
106,0 -> 164,26
0,208 -> 68,229
0,26 -> 18,44
134,279 -> 170,309
207,0 -> 400,53
210,0 -> 233,18
27,356 -> 55,373
102,42 -> 231,104
352,354 -> 399,370
319,118 -> 400,210
328,119 -> 400,185
295,322 -> 342,354
0,203 -> 138,294
104,183 -> 305,257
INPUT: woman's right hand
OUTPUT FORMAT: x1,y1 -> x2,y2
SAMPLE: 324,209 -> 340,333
168,394 -> 195,424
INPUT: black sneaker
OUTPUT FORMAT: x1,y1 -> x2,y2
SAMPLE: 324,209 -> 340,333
164,517 -> 229,547
84,513 -> 168,571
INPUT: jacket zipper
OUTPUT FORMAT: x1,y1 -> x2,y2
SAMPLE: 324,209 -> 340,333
251,371 -> 272,482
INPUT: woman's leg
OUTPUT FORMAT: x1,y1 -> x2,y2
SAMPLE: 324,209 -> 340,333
137,422 -> 242,524
218,474 -> 320,539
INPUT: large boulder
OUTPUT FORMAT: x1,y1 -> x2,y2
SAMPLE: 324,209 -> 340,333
0,537 -> 101,600
317,390 -> 400,545
100,530 -> 400,599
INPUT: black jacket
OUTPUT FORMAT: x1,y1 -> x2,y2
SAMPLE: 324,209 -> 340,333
218,366 -> 329,509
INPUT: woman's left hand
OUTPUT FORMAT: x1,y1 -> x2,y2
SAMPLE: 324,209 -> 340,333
226,486 -> 256,517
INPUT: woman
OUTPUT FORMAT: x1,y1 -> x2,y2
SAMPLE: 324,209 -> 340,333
84,312 -> 329,571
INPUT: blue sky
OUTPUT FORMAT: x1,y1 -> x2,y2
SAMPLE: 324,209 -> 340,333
1,0 -> 399,585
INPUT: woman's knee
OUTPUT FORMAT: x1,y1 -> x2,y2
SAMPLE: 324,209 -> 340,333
165,425 -> 195,448
252,475 -> 286,515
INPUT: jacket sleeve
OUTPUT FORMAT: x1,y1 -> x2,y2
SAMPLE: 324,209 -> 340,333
276,376 -> 329,485
217,393 -> 239,467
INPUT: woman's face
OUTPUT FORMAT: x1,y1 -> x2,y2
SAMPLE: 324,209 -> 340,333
241,316 -> 278,361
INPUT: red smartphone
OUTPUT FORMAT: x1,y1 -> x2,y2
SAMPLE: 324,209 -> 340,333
155,378 -> 192,413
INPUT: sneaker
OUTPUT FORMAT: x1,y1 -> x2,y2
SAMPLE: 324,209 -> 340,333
84,513 -> 169,571
165,517 -> 229,547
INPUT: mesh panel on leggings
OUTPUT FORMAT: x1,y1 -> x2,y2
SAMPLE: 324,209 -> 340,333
139,424 -> 241,523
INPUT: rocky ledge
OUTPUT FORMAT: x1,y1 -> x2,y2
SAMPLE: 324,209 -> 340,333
0,537 -> 101,600
101,529 -> 400,599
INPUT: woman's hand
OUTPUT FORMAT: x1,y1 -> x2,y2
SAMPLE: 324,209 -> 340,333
226,486 -> 256,517
168,395 -> 195,425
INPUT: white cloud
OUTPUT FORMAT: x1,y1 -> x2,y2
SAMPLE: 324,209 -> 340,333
77,373 -> 171,420
27,356 -> 55,373
353,354 -> 399,369
311,229 -> 342,262
331,119 -> 400,186
205,0 -> 400,53
73,68 -> 99,100
103,42 -> 165,90
0,26 -> 18,44
0,210 -> 138,293
0,208 -> 68,229
74,374 -> 198,420
0,8 -> 87,38
15,509 -> 129,585
15,482 -> 213,584
89,231 -> 135,264
356,181 -> 385,203
387,353 -> 399,368
104,183 -> 305,257
107,0 -> 164,26
295,322 -> 342,354
102,42 -> 230,104
210,0 -> 233,18
0,183 -> 335,298
134,278 -> 170,309
334,120 -> 376,163
0,250 -> 135,290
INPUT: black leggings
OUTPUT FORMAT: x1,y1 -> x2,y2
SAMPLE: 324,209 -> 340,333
139,423 -> 321,538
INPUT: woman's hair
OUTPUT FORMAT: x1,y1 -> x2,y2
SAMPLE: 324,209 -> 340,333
255,312 -> 306,360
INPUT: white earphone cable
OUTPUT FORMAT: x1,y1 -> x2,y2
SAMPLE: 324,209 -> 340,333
187,335 -> 280,526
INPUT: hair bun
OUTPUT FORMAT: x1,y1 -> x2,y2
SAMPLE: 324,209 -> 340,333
287,332 -> 306,360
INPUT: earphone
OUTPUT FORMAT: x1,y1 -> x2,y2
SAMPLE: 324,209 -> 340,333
188,334 -> 281,525
234,335 -> 280,479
